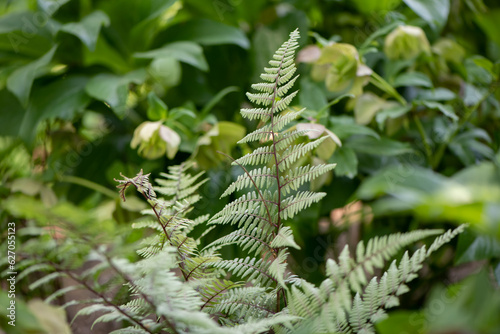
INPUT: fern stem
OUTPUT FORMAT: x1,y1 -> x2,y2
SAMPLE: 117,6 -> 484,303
269,33 -> 298,313
200,282 -> 240,311
140,190 -> 189,281
102,252 -> 170,326
185,258 -> 212,280
49,262 -> 162,334
217,151 -> 276,234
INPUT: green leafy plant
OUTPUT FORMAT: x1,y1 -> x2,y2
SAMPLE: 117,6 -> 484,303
10,29 -> 468,334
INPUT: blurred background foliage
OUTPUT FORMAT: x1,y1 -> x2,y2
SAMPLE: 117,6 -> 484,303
0,0 -> 499,333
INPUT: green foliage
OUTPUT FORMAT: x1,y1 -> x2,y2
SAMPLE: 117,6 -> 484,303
2,0 -> 500,333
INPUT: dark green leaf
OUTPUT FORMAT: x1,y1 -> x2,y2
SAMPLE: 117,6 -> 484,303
147,92 -> 168,121
331,147 -> 358,178
416,88 -> 456,101
85,69 -> 147,118
393,72 -> 433,88
403,0 -> 450,29
474,9 -> 500,48
329,122 -> 380,140
456,231 -> 500,265
299,77 -> 327,112
376,104 -> 412,130
6,45 -> 57,106
164,19 -> 250,49
346,136 -> 413,156
19,76 -> 90,144
134,41 -> 209,71
60,11 -> 110,51
420,101 -> 458,121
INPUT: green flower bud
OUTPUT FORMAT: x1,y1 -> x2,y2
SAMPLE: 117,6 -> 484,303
384,25 -> 431,60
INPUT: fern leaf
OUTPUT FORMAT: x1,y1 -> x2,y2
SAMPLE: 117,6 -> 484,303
214,257 -> 277,287
233,146 -> 275,166
274,129 -> 320,150
277,137 -> 328,172
281,164 -> 337,195
241,107 -> 272,122
270,226 -> 300,249
221,167 -> 276,198
215,286 -> 276,321
200,279 -> 243,310
280,191 -> 326,220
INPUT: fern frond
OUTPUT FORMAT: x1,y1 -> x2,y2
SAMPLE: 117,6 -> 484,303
215,286 -> 276,320
210,191 -> 276,227
246,92 -> 274,106
205,224 -> 274,256
277,137 -> 328,172
237,109 -> 304,144
200,279 -> 244,311
221,167 -> 276,198
214,257 -> 277,287
274,129 -> 320,150
233,146 -> 275,166
326,229 -> 443,294
241,107 -> 273,122
269,226 -> 300,249
286,226 -> 465,333
281,164 -> 337,195
280,191 -> 326,220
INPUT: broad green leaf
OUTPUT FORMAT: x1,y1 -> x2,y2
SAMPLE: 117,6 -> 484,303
452,161 -> 500,202
331,147 -> 358,178
357,165 -> 448,199
38,0 -> 71,15
129,0 -> 180,50
18,76 -> 90,144
60,10 -> 110,51
134,41 -> 209,71
82,35 -> 131,73
393,72 -> 432,88
329,121 -> 380,140
403,0 -> 450,30
299,77 -> 328,112
85,69 -> 147,118
376,104 -> 412,130
164,18 -> 250,49
474,9 -> 500,48
417,88 -> 456,101
147,92 -> 168,121
346,136 -> 413,156
0,89 -> 26,137
449,128 -> 495,166
6,45 -> 57,106
456,231 -> 500,265
0,11 -> 56,38
465,56 -> 493,85
420,101 -> 458,121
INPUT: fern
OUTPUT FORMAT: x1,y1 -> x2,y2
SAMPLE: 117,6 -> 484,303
286,225 -> 467,334
206,28 -> 337,329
